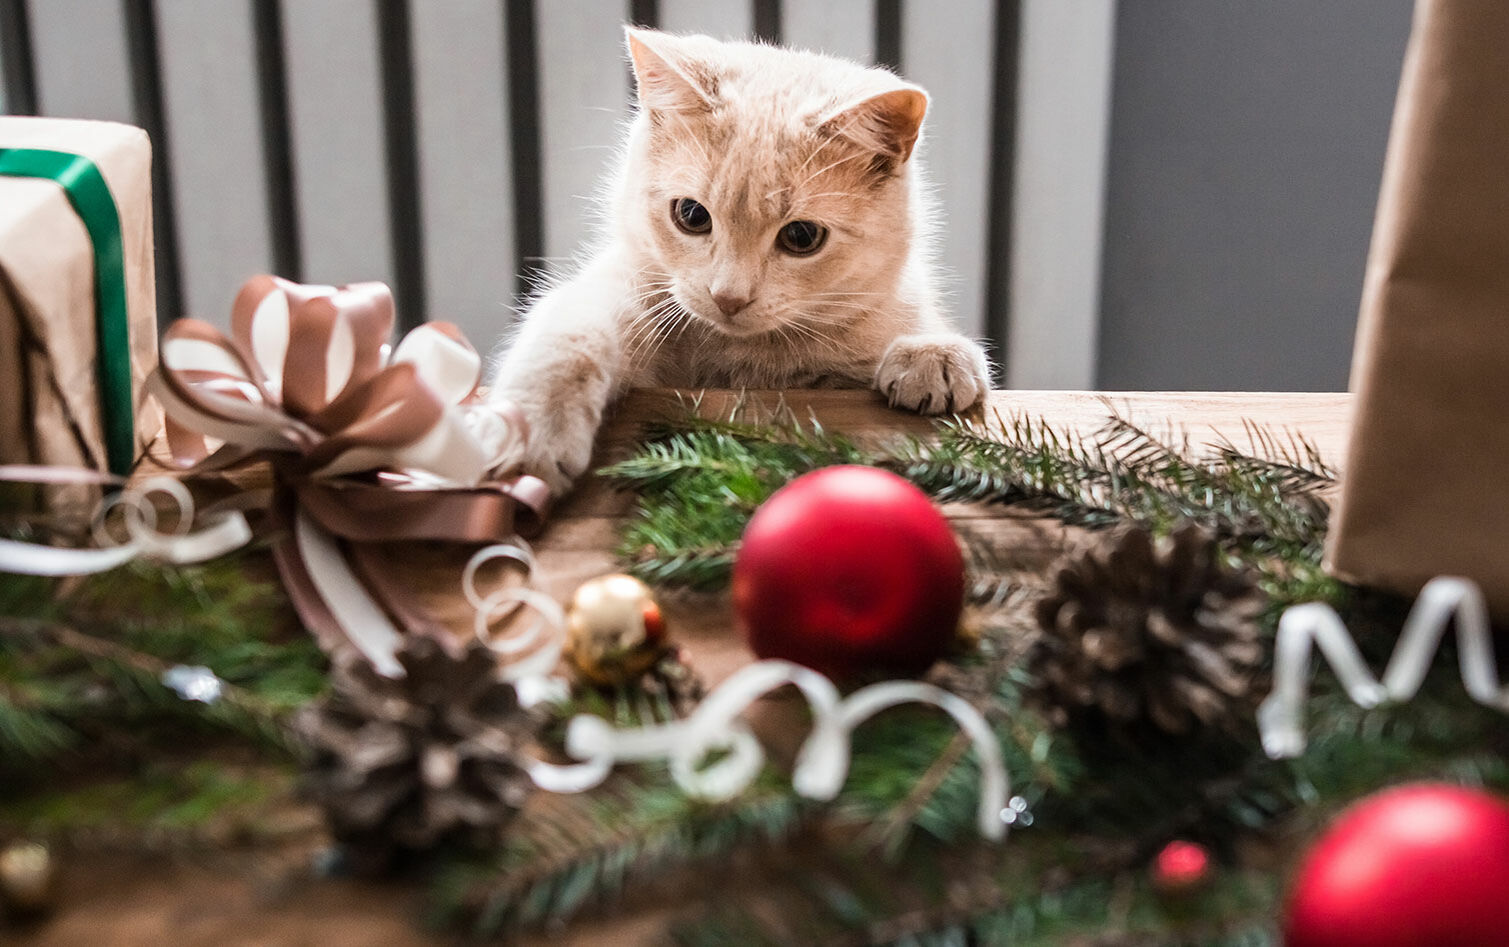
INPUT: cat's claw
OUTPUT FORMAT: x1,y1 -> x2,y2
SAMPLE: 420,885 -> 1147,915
875,334 -> 990,415
477,411 -> 593,497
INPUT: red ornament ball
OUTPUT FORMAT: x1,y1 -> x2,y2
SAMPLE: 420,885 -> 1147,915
1283,783 -> 1509,947
1151,839 -> 1212,895
731,465 -> 964,679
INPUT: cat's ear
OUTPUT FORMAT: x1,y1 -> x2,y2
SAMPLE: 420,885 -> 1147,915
626,27 -> 716,115
821,86 -> 929,167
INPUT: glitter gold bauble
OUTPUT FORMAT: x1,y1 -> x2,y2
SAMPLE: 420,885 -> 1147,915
565,574 -> 668,685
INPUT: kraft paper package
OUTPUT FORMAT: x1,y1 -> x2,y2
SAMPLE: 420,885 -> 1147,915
1327,0 -> 1509,617
0,116 -> 160,477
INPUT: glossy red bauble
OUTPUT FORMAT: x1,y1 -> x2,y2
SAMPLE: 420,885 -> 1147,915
1283,783 -> 1509,947
731,465 -> 964,679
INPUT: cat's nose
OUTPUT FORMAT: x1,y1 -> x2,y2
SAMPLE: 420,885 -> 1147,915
711,290 -> 753,318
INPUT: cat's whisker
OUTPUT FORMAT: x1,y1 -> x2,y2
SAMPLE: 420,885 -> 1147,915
639,305 -> 693,368
623,297 -> 682,351
775,317 -> 848,358
624,300 -> 673,334
791,146 -> 869,192
790,191 -> 862,203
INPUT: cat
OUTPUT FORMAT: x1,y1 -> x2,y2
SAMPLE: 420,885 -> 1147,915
487,27 -> 992,496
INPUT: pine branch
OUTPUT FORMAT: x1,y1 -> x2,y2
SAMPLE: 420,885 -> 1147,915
432,776 -> 810,936
0,615 -> 300,760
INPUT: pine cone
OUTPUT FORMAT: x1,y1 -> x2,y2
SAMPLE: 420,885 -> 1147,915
636,646 -> 706,718
294,635 -> 539,870
1028,522 -> 1267,736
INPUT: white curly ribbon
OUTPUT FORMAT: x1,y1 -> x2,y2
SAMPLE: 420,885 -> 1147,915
0,468 -> 251,577
461,542 -> 569,706
1258,576 -> 1509,759
525,658 -> 1012,841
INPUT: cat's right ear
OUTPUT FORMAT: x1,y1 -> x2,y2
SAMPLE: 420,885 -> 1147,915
626,27 -> 716,116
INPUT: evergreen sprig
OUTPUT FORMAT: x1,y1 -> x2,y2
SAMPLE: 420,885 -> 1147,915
0,554 -> 323,776
604,410 -> 870,589
606,404 -> 1339,609
431,774 -> 809,936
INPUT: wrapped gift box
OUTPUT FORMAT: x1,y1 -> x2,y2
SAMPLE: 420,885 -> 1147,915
0,116 -> 161,475
1327,0 -> 1509,617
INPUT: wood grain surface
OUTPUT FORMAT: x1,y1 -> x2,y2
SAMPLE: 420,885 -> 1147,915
515,388 -> 1352,689
46,389 -> 1349,947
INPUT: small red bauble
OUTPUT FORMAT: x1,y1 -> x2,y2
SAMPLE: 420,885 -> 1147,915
1151,839 -> 1211,895
731,465 -> 964,679
1283,783 -> 1509,947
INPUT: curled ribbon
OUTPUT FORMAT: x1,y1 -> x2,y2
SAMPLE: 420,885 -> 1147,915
1257,576 -> 1509,759
0,465 -> 251,575
523,659 -> 1012,842
144,275 -> 549,674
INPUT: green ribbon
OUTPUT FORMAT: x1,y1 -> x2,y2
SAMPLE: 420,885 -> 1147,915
0,148 -> 135,475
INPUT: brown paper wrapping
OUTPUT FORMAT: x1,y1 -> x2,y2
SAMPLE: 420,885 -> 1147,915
0,116 -> 161,472
1327,0 -> 1509,616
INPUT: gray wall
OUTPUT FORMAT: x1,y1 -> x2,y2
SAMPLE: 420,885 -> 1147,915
1096,1 -> 1414,391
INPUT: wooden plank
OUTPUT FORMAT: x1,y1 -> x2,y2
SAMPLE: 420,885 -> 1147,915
900,0 -> 995,340
781,0 -> 875,64
659,0 -> 753,40
279,0 -> 395,291
550,388 -> 1355,521
154,0 -> 274,325
533,2 -> 630,268
409,2 -> 516,345
1005,0 -> 1116,389
27,0 -> 134,121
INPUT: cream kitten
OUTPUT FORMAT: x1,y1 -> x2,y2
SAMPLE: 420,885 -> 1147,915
489,27 -> 991,495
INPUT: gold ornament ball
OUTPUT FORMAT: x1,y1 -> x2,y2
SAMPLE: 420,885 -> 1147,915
565,574 -> 668,685
0,841 -> 56,914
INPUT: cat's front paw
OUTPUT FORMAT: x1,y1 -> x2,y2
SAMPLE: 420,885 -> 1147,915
875,334 -> 990,415
477,403 -> 596,498
515,422 -> 597,498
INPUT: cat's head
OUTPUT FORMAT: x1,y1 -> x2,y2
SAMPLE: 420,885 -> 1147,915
619,28 -> 929,339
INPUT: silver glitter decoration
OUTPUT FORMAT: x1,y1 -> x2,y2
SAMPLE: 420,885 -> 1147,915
161,664 -> 224,704
1000,795 -> 1034,827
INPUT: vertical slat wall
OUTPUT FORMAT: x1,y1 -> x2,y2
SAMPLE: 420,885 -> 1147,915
533,3 -> 631,270
3,0 -> 1018,366
154,0 -> 274,322
409,2 -> 515,345
27,0 -> 134,121
1004,0 -> 1116,389
901,0 -> 997,341
660,0 -> 754,40
279,1 -> 395,300
782,0 -> 876,63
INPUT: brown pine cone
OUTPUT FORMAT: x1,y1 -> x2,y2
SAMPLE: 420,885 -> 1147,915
294,635 -> 540,871
1028,522 -> 1267,736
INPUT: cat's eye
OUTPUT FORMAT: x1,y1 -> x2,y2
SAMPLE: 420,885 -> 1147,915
671,198 -> 712,235
777,220 -> 828,256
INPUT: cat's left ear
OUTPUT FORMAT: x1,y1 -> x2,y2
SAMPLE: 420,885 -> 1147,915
821,85 -> 929,166
626,27 -> 717,115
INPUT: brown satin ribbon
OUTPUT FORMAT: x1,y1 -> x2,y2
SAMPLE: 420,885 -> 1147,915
151,274 -> 548,664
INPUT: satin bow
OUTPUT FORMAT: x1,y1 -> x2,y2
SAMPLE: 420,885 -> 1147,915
147,275 -> 548,675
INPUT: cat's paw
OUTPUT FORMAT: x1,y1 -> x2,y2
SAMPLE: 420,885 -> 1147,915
875,334 -> 990,415
477,404 -> 595,498
515,423 -> 597,497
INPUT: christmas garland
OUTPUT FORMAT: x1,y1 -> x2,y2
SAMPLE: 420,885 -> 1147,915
4,403 -> 1508,942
